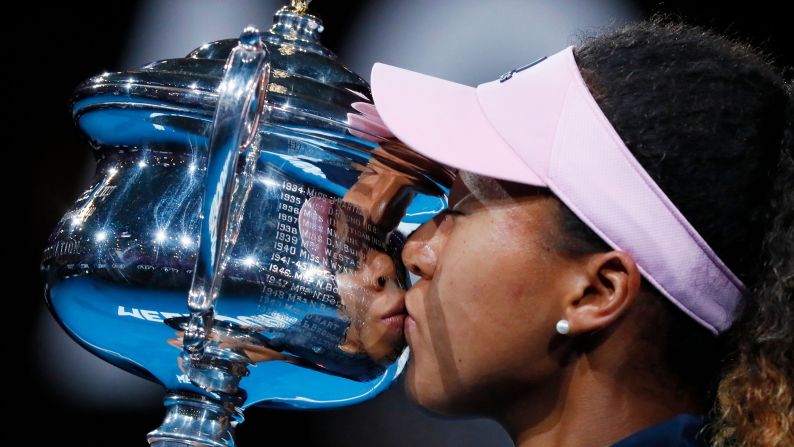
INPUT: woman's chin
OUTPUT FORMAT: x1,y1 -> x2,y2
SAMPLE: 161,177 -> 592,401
402,361 -> 461,416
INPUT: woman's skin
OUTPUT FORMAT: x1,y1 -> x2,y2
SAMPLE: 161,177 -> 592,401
400,171 -> 701,447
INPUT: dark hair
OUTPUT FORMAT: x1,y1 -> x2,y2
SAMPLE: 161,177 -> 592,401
553,13 -> 793,446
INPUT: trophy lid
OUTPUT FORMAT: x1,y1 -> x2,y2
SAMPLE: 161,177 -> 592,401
71,1 -> 389,147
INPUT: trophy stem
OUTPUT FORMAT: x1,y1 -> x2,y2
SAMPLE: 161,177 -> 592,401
147,391 -> 245,447
153,316 -> 261,446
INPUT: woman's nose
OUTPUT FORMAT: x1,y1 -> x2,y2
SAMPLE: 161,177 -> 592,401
401,214 -> 450,279
364,251 -> 395,291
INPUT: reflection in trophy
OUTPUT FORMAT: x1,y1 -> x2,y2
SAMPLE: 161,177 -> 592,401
40,1 -> 453,445
337,243 -> 409,365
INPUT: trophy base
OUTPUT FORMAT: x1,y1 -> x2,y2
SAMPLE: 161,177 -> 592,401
147,391 -> 244,447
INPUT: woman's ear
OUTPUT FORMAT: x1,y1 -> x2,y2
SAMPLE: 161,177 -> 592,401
562,250 -> 642,335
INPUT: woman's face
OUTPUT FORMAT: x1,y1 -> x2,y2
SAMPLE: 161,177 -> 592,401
401,171 -> 582,416
336,248 -> 407,365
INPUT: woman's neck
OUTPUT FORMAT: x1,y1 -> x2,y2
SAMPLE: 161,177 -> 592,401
498,353 -> 702,447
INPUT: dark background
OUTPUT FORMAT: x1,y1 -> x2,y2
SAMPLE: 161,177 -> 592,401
18,1 -> 791,445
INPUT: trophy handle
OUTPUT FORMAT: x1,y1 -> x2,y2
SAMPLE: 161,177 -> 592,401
147,26 -> 270,447
184,26 -> 271,356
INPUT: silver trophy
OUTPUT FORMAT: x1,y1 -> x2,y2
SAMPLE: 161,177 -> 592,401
40,1 -> 453,445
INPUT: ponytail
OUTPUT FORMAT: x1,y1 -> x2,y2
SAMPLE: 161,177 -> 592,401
712,81 -> 794,447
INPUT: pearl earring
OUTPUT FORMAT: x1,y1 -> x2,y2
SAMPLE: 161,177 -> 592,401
555,319 -> 570,335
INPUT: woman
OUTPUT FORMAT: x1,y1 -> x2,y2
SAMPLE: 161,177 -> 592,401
369,14 -> 793,447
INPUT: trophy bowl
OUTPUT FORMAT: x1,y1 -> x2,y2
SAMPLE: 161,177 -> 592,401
40,2 -> 453,445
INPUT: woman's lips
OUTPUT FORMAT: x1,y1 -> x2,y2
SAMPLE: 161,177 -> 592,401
380,302 -> 408,333
404,315 -> 417,338
403,290 -> 420,336
381,313 -> 407,333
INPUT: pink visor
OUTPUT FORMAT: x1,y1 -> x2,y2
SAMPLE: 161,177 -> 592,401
369,45 -> 747,335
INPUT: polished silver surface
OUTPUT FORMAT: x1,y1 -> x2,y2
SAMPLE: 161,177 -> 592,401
42,2 -> 454,446
71,2 -> 373,145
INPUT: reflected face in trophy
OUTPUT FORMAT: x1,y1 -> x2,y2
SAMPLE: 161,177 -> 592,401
325,149 -> 415,364
336,247 -> 407,365
400,171 -> 581,415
